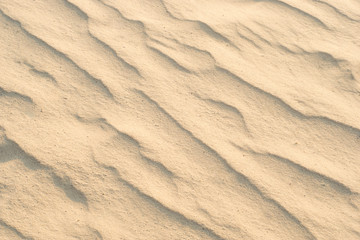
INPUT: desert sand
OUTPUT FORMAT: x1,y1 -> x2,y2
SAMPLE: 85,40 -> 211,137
0,0 -> 360,239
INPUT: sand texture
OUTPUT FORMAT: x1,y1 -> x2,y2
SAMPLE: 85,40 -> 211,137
1,0 -> 360,239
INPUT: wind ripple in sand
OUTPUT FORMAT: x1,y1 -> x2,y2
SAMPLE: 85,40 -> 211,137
0,0 -> 360,239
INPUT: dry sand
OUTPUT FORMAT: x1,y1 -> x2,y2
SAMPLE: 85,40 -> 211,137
1,0 -> 360,239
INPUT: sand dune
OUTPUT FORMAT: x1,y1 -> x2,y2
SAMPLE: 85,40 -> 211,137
1,0 -> 360,239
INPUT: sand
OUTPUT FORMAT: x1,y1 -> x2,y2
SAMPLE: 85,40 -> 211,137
0,0 -> 360,239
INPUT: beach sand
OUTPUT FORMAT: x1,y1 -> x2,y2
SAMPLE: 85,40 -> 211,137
1,0 -> 360,239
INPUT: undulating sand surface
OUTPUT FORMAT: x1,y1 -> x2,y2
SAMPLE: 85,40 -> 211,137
1,0 -> 360,239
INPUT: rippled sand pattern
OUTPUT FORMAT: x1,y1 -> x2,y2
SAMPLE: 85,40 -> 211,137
1,0 -> 360,239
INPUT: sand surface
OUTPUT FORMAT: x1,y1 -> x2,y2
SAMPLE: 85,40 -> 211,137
1,0 -> 360,239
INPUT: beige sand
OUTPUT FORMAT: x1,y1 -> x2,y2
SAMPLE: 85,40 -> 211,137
1,0 -> 360,239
